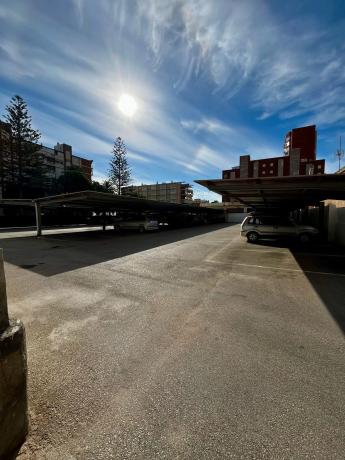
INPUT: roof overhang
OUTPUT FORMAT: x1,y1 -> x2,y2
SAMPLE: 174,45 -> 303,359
195,174 -> 345,209
0,190 -> 222,214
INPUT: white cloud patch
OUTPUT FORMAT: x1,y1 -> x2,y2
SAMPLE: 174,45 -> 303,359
0,0 -> 343,188
92,169 -> 108,183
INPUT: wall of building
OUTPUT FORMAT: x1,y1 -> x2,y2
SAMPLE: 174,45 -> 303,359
289,125 -> 316,161
324,200 -> 345,246
40,146 -> 66,178
223,156 -> 325,180
222,125 -> 325,180
225,212 -> 248,223
122,182 -> 193,204
81,158 -> 93,180
304,200 -> 345,246
39,144 -> 92,181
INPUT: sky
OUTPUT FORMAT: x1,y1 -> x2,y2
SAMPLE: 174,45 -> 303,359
1,0 -> 345,200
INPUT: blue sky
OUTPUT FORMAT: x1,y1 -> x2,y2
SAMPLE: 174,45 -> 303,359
1,0 -> 345,200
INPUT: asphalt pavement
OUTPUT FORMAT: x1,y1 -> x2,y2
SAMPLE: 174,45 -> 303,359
1,224 -> 344,459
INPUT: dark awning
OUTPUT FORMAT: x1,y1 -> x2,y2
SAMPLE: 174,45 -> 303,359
195,174 -> 345,209
0,190 -> 222,214
0,190 -> 223,237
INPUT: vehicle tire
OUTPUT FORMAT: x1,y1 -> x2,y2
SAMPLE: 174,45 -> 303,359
247,231 -> 259,243
139,226 -> 145,233
299,233 -> 311,244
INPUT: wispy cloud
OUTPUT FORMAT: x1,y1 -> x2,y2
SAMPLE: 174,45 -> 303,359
72,0 -> 84,28
136,1 -> 345,128
0,0 -> 344,188
127,150 -> 152,163
180,118 -> 232,134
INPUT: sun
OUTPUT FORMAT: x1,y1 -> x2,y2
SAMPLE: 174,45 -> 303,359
118,94 -> 138,117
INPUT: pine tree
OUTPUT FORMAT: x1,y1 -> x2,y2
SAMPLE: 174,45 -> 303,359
56,165 -> 92,194
0,121 -> 11,199
102,180 -> 114,193
92,180 -> 114,194
5,95 -> 46,198
108,137 -> 131,195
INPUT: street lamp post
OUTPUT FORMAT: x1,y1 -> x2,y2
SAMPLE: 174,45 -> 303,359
336,136 -> 344,172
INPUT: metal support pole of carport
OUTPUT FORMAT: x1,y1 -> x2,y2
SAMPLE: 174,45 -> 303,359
101,211 -> 106,231
34,202 -> 42,237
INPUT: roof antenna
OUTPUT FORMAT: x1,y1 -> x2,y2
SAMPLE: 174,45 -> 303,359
336,136 -> 344,171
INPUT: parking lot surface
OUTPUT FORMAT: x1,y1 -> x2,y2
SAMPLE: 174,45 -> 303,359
1,224 -> 344,459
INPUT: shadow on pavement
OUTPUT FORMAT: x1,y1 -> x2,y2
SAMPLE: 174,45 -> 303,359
0,223 -> 232,277
251,239 -> 345,334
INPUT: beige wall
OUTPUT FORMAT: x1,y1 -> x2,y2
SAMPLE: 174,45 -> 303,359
324,200 -> 345,246
225,212 -> 247,223
122,183 -> 192,204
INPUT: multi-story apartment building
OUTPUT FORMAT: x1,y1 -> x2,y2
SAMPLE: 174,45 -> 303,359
0,121 -> 93,182
41,142 -> 93,181
122,182 -> 193,204
222,125 -> 325,180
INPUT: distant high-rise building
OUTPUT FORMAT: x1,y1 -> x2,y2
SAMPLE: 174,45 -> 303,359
222,125 -> 325,180
122,182 -> 193,204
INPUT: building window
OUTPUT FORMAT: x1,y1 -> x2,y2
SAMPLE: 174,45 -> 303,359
269,170 -> 273,174
270,162 -> 273,166
262,171 -> 266,175
262,163 -> 266,167
318,164 -> 322,169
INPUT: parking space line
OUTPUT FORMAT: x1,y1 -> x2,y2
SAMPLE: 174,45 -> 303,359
206,260 -> 345,278
239,248 -> 345,258
229,248 -> 290,253
292,252 -> 345,258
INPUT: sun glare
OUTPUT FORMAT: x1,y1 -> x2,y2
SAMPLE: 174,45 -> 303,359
118,93 -> 138,117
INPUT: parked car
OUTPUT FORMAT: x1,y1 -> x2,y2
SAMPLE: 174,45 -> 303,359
113,215 -> 159,232
158,221 -> 169,230
241,214 -> 319,243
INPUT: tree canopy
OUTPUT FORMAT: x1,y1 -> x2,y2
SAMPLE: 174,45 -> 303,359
55,166 -> 91,194
108,137 -> 131,195
92,180 -> 114,194
2,95 -> 46,198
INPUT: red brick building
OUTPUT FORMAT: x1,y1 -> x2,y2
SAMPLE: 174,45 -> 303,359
222,125 -> 325,180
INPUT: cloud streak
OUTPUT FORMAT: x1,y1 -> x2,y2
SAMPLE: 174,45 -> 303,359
0,0 -> 344,188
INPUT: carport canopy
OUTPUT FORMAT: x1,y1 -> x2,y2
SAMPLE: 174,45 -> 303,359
196,174 -> 345,210
0,190 -> 222,236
